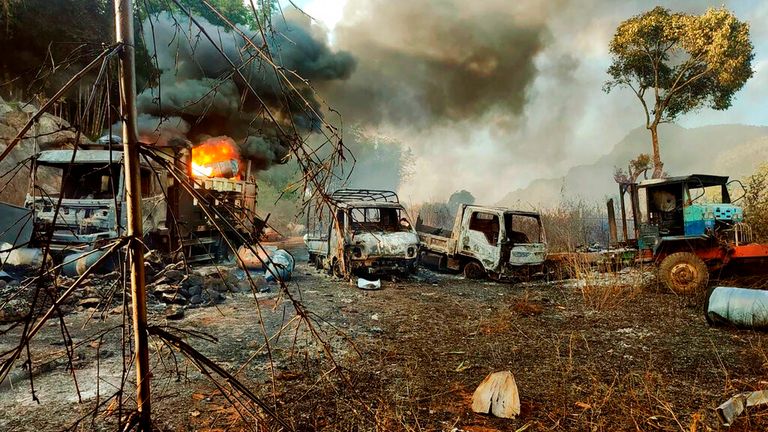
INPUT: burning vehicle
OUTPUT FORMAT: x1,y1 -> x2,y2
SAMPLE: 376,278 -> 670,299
303,189 -> 419,277
0,136 -> 261,271
417,204 -> 548,280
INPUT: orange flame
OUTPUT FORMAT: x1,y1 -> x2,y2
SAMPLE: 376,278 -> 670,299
191,137 -> 240,178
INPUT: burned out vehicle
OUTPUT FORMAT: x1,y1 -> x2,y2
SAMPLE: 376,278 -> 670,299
25,148 -> 167,253
303,189 -> 419,277
417,204 -> 547,280
0,137 -> 261,271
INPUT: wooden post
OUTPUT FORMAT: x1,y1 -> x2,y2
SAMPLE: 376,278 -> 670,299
115,0 -> 151,429
607,198 -> 617,247
619,186 -> 629,242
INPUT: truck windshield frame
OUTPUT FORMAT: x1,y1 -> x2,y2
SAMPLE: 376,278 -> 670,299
504,212 -> 542,243
349,206 -> 409,233
35,163 -> 121,199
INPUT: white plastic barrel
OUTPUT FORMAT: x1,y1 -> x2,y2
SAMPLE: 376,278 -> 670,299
265,249 -> 295,282
707,287 -> 768,328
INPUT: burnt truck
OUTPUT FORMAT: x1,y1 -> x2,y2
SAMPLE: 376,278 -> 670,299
2,137 -> 261,270
416,204 -> 547,280
303,189 -> 420,277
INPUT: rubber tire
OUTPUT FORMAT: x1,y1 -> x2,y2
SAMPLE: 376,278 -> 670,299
659,252 -> 710,295
463,261 -> 486,280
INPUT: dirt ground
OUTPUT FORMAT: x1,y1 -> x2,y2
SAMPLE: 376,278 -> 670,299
2,247 -> 768,431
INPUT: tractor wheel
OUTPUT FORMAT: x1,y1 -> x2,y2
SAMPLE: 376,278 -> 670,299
463,261 -> 486,280
659,252 -> 710,295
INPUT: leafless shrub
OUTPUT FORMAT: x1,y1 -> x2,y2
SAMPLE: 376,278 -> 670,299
744,163 -> 768,242
567,255 -> 643,310
540,199 -> 610,252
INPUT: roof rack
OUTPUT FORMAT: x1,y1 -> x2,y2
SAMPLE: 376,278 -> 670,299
331,188 -> 400,203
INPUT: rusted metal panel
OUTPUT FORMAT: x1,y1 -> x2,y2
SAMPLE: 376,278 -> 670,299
509,244 -> 546,266
36,149 -> 123,164
731,243 -> 768,259
304,189 -> 419,275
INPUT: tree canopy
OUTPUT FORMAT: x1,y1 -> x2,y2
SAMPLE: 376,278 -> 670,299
605,6 -> 754,178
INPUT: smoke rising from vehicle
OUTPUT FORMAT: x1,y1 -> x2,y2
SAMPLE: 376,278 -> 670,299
135,11 -> 355,168
316,0 -> 766,205
326,0 -> 551,126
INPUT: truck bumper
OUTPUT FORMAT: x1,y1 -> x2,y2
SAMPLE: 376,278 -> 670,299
350,257 -> 418,275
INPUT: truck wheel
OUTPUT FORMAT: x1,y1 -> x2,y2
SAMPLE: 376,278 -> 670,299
659,252 -> 709,295
332,258 -> 344,279
463,261 -> 486,279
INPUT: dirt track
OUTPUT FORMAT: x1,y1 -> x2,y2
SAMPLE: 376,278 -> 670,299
2,254 -> 768,431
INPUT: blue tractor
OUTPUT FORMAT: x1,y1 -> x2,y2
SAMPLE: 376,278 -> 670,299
621,174 -> 768,295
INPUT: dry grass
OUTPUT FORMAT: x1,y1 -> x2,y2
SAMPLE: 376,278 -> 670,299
566,255 -> 644,310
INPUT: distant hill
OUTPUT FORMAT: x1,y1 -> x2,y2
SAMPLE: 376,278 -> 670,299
497,124 -> 768,208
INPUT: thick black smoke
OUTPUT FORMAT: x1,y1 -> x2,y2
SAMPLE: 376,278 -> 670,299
136,11 -> 355,168
324,0 -> 552,127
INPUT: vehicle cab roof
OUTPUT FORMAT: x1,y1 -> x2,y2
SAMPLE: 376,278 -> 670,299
638,174 -> 729,189
335,200 -> 404,209
36,149 -> 124,165
464,204 -> 541,218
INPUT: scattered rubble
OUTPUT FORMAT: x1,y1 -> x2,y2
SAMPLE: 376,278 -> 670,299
357,278 -> 381,290
0,259 -> 270,324
717,390 -> 768,426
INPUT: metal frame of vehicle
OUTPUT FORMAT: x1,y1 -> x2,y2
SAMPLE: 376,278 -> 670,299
304,189 -> 419,277
417,204 -> 548,281
620,174 -> 768,294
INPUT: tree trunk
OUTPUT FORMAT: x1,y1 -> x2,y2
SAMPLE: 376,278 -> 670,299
649,124 -> 664,178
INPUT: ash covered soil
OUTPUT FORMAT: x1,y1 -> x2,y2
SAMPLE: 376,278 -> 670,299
2,248 -> 768,431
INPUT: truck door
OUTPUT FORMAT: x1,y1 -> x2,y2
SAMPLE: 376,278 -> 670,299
460,210 -> 501,270
328,209 -> 346,260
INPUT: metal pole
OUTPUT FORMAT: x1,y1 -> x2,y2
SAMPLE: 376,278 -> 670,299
619,186 -> 629,243
115,0 -> 151,429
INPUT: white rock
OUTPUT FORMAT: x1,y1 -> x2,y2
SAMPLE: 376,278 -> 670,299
471,371 -> 520,419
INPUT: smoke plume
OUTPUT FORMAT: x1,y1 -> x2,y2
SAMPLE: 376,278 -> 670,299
136,11 -> 355,168
324,0 -> 553,127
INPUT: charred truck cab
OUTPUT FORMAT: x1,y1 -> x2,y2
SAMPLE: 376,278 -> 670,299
417,204 -> 548,280
25,148 -> 166,254
8,136 -> 261,270
304,189 -> 419,277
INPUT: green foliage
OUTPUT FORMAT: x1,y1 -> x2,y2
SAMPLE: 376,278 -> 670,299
140,0 -> 258,28
256,160 -> 305,234
605,6 -> 753,179
613,154 -> 651,183
605,6 -> 754,124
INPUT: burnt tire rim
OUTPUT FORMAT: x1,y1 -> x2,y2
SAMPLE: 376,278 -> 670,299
670,262 -> 699,290
465,262 -> 484,279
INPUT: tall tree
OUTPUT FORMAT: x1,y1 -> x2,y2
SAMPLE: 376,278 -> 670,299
604,7 -> 754,178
